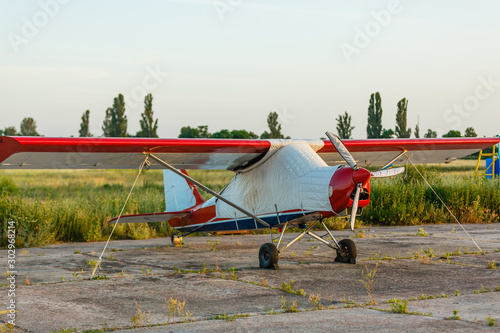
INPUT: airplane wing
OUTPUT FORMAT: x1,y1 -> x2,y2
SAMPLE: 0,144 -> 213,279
318,138 -> 500,166
0,136 -> 270,170
0,136 -> 498,170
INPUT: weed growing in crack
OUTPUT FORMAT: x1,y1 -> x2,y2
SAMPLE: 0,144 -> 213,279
353,230 -> 366,238
281,280 -> 304,295
210,313 -> 251,322
281,296 -> 299,313
308,293 -> 324,310
472,284 -> 491,294
229,267 -> 238,280
486,316 -> 497,326
164,298 -> 192,324
131,301 -> 152,327
389,299 -> 408,313
360,263 -> 378,304
416,227 -> 428,237
445,310 -> 461,320
140,266 -> 152,276
87,259 -> 98,270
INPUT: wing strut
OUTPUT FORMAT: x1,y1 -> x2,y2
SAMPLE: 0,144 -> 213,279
147,153 -> 270,228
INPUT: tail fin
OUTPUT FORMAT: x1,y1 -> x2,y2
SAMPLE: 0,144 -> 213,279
163,169 -> 204,212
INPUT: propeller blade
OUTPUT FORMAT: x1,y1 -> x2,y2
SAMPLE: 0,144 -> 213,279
325,131 -> 357,169
349,184 -> 362,231
371,167 -> 405,178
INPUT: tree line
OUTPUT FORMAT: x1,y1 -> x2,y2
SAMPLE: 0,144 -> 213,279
1,92 -> 480,140
0,93 -> 290,140
335,92 -> 478,139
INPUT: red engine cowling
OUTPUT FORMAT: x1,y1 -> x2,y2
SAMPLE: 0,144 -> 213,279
322,166 -> 371,217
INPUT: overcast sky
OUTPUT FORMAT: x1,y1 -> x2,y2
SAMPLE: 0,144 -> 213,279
1,0 -> 499,139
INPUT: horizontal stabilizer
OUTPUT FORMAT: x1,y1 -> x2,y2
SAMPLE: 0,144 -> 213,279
108,211 -> 189,224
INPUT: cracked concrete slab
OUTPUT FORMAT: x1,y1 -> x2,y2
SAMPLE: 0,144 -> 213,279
1,223 -> 499,332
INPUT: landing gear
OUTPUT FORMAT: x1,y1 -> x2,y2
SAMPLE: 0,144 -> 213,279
258,217 -> 357,269
259,243 -> 279,269
335,239 -> 357,264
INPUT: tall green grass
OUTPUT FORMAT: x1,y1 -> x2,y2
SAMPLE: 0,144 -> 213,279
0,165 -> 498,247
361,166 -> 500,225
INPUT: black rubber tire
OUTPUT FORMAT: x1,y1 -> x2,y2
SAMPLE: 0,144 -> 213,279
259,243 -> 279,269
335,239 -> 357,264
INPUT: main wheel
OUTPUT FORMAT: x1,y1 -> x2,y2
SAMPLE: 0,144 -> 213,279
335,239 -> 357,264
259,243 -> 279,269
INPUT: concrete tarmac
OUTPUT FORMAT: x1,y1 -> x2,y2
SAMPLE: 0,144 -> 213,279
1,223 -> 499,332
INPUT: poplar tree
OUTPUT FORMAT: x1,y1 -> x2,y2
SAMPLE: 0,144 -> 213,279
395,98 -> 411,138
102,108 -> 112,137
336,111 -> 355,139
367,92 -> 383,138
136,94 -> 159,138
414,117 -> 420,138
102,94 -> 128,137
79,110 -> 92,137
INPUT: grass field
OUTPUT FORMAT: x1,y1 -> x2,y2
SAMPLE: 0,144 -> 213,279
1,161 -> 498,247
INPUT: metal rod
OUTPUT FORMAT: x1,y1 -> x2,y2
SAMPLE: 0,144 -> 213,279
278,231 -> 306,253
274,204 -> 281,225
381,150 -> 408,170
321,221 -> 340,248
276,222 -> 288,248
147,153 -> 270,228
306,231 -> 337,250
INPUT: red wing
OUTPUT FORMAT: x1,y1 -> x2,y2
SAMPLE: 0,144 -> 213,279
319,138 -> 500,166
1,136 -> 498,170
0,137 -> 270,170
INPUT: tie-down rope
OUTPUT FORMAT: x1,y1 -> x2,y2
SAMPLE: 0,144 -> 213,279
91,157 -> 149,278
405,153 -> 483,254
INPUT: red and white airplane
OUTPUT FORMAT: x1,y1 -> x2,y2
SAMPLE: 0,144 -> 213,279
1,134 -> 498,269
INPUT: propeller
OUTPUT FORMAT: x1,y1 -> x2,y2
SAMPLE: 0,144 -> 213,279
349,183 -> 362,231
325,131 -> 357,169
371,167 -> 405,178
325,132 -> 405,231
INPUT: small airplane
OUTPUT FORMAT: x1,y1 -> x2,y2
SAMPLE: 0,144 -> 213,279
1,133 -> 498,269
